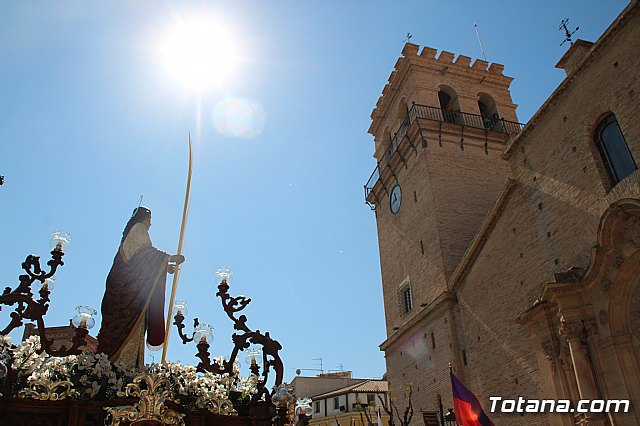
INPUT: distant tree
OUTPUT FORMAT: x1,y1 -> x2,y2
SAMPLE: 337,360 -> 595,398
377,384 -> 414,426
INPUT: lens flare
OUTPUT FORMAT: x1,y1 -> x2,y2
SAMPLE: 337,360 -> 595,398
399,330 -> 431,364
213,97 -> 266,139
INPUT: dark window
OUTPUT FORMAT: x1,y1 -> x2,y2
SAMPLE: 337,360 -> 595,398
367,394 -> 375,405
315,401 -> 320,413
401,286 -> 413,314
438,87 -> 462,124
595,114 -> 636,186
334,397 -> 339,410
478,93 -> 502,132
431,332 -> 436,350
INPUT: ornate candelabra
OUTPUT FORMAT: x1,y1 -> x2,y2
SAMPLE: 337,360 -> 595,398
173,268 -> 287,406
0,232 -> 92,357
174,267 -> 296,425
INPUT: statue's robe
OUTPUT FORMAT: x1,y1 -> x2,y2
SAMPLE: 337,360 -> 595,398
97,223 -> 169,367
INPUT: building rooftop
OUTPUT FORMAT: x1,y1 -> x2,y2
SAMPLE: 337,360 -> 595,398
312,380 -> 388,400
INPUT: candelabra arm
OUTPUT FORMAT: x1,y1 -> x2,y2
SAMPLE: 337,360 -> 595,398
173,312 -> 198,344
1,249 -> 87,357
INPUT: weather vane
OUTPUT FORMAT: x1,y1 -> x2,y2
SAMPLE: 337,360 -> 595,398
403,33 -> 413,44
559,18 -> 579,46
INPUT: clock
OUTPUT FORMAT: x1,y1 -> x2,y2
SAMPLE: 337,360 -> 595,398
390,184 -> 402,214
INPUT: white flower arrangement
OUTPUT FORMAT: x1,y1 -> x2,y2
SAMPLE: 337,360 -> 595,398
0,334 -> 257,414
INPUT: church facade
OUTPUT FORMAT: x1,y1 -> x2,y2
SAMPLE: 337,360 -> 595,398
365,2 -> 640,425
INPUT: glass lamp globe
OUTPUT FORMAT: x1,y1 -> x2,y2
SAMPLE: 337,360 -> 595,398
271,383 -> 295,409
215,267 -> 233,285
295,398 -> 313,416
49,231 -> 72,252
194,322 -> 214,343
72,305 -> 97,330
38,277 -> 55,292
173,300 -> 189,316
245,346 -> 263,366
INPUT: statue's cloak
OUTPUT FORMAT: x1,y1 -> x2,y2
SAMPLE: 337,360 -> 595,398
97,245 -> 169,361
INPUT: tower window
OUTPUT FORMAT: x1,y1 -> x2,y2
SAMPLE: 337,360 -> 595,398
438,86 -> 462,124
595,114 -> 636,186
478,93 -> 501,131
334,397 -> 339,410
400,285 -> 413,314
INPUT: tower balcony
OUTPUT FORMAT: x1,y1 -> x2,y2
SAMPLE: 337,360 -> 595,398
364,103 -> 524,207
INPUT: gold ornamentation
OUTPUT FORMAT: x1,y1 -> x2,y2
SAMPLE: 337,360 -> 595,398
18,378 -> 79,400
105,372 -> 185,426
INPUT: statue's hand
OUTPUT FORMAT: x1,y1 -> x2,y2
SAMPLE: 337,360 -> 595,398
170,254 -> 185,264
167,264 -> 176,274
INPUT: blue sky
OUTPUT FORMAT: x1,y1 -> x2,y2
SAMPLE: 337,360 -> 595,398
0,1 -> 629,382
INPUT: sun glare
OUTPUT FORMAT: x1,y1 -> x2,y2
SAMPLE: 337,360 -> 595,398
161,17 -> 237,91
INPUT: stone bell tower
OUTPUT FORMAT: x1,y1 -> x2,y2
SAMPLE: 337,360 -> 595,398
364,43 -> 522,417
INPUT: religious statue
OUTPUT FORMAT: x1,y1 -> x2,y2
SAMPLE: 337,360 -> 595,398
97,207 -> 185,368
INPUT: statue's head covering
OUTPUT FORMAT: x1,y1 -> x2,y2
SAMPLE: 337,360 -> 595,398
121,206 -> 152,243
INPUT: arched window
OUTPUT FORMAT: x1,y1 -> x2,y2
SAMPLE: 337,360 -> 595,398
397,98 -> 409,122
438,85 -> 462,124
595,114 -> 636,186
396,98 -> 410,140
477,93 -> 500,130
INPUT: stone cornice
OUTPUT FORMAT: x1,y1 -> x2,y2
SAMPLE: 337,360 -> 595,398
517,299 -> 558,326
379,291 -> 457,352
450,178 -> 517,292
503,0 -> 640,159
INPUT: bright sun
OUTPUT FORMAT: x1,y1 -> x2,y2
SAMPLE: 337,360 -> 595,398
161,17 -> 237,91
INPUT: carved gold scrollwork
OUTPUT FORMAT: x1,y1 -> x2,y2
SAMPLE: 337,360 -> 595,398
105,372 -> 185,426
18,378 -> 79,400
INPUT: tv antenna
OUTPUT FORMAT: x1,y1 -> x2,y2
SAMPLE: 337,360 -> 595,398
559,18 -> 579,46
329,363 -> 345,373
312,357 -> 324,373
403,33 -> 413,44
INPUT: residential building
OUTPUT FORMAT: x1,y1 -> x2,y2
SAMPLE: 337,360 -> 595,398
309,380 -> 390,426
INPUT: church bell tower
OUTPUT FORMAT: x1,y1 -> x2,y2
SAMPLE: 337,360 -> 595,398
365,43 -> 522,414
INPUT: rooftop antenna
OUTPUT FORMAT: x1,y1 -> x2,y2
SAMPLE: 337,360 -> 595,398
295,368 -> 323,375
312,357 -> 324,373
559,18 -> 579,46
329,363 -> 344,373
403,33 -> 413,44
473,22 -> 487,62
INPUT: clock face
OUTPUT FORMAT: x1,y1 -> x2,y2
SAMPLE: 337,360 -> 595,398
390,184 -> 402,214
